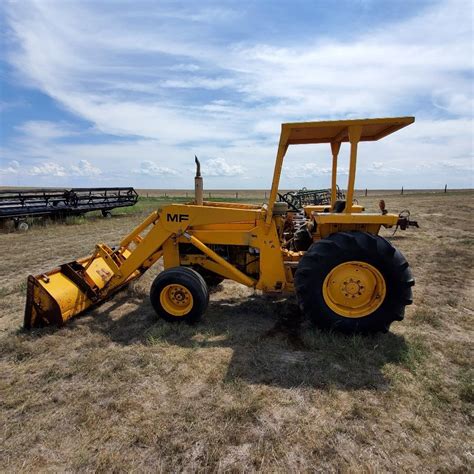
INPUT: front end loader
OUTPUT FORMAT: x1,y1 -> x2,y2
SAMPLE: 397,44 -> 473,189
24,116 -> 416,334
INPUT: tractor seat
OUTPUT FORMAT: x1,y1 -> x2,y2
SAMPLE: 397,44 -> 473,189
332,200 -> 346,213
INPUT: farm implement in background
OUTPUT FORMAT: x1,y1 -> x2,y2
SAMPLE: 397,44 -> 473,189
0,187 -> 138,230
278,186 -> 346,211
24,117 -> 418,335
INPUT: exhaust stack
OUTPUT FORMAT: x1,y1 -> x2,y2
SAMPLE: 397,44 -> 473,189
194,155 -> 203,205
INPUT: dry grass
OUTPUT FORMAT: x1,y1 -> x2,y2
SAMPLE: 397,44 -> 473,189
1,190 -> 473,471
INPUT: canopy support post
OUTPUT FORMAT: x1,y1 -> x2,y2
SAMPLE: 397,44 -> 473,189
345,125 -> 362,214
265,130 -> 289,226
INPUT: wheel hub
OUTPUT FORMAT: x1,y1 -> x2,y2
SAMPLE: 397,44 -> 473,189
342,278 -> 366,298
323,261 -> 386,318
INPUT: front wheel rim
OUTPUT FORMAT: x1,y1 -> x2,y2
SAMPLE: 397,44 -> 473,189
323,261 -> 386,318
159,284 -> 194,317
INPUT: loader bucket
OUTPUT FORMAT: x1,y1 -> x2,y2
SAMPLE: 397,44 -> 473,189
24,250 -> 137,329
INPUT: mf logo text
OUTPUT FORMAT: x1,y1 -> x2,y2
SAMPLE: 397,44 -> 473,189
166,213 -> 189,222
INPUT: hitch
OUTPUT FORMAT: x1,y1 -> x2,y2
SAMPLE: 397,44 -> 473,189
397,209 -> 419,230
379,200 -> 419,234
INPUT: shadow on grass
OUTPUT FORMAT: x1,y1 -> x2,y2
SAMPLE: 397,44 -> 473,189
77,289 -> 408,391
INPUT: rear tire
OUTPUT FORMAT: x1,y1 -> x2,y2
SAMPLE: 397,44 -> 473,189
150,267 -> 209,323
294,231 -> 414,334
192,266 -> 224,288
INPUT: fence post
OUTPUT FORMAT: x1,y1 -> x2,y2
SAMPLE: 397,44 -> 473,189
264,191 -> 267,199
235,192 -> 238,199
444,184 -> 447,193
365,188 -> 367,197
401,186 -> 404,195
209,192 -> 211,199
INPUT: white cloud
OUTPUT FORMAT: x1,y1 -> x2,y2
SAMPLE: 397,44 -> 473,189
149,5 -> 239,23
203,158 -> 244,177
134,160 -> 178,177
439,160 -> 473,173
16,121 -> 76,140
70,159 -> 101,176
161,77 -> 236,90
0,159 -> 102,179
7,0 -> 469,145
432,89 -> 474,117
0,160 -> 21,174
285,164 -> 348,179
227,1 -> 473,120
168,63 -> 201,72
366,161 -> 402,175
29,162 -> 67,177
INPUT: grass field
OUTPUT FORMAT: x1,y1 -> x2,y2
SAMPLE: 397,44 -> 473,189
0,190 -> 473,471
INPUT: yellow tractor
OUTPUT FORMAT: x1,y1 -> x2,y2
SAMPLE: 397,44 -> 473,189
24,117 -> 416,334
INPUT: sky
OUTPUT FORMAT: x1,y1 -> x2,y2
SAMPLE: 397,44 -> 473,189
0,0 -> 472,190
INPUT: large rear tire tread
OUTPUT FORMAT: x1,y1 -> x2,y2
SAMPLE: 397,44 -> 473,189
295,231 -> 414,334
150,267 -> 209,324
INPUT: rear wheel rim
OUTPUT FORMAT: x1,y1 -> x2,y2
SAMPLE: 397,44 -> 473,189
160,284 -> 194,316
323,261 -> 386,318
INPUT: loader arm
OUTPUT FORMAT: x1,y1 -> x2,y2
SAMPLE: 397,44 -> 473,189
24,203 -> 281,328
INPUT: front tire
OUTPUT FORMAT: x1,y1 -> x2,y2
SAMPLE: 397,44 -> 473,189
294,231 -> 414,334
150,267 -> 209,323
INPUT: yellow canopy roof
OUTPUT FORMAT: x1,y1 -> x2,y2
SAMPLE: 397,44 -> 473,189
281,116 -> 414,146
